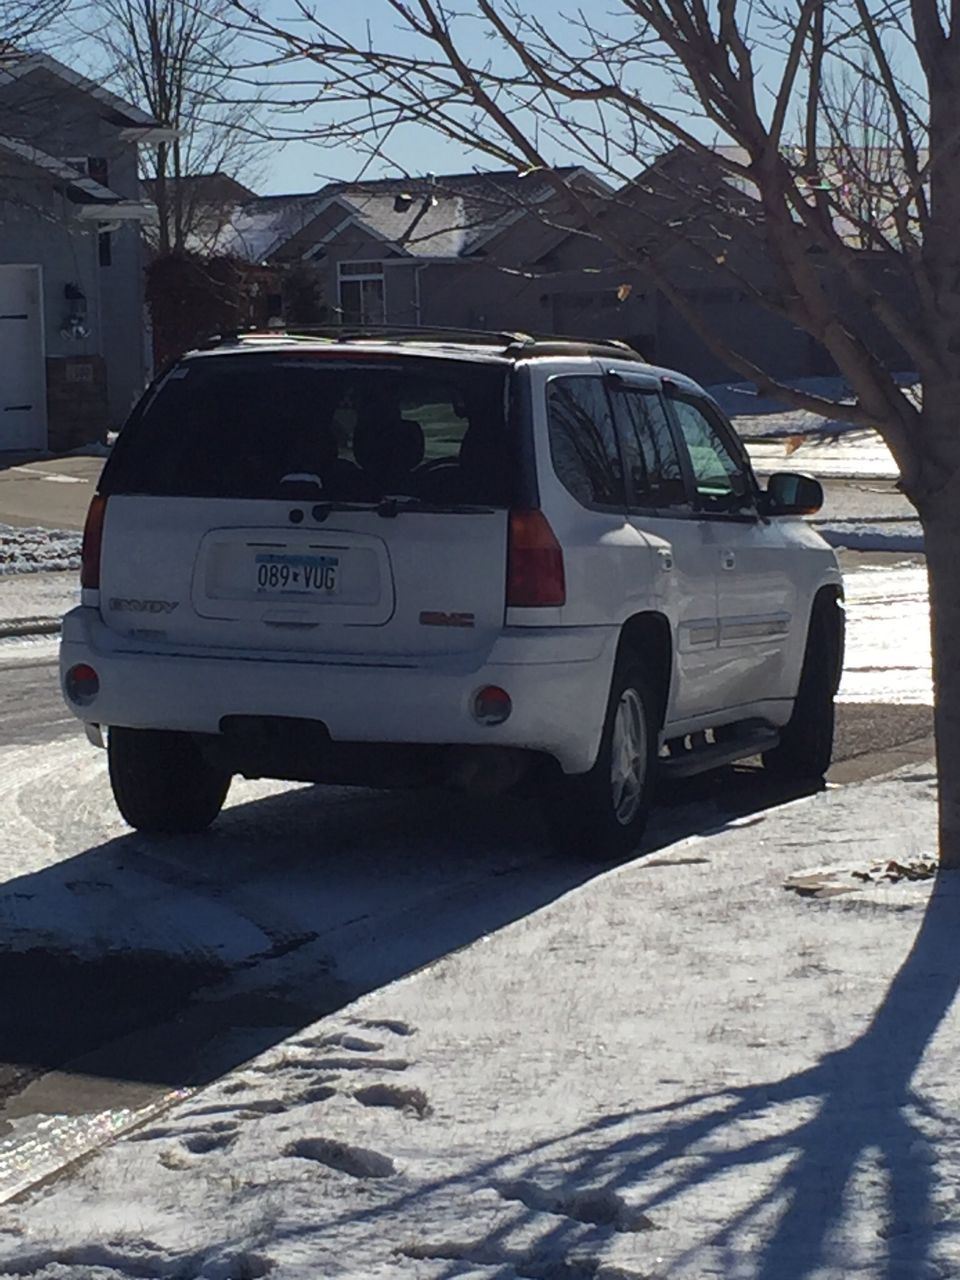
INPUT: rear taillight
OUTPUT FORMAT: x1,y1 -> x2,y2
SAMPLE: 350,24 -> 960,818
64,662 -> 100,705
507,510 -> 565,607
81,495 -> 107,589
473,685 -> 513,725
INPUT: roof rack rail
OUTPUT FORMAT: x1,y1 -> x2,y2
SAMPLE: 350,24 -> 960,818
195,326 -> 273,349
194,325 -> 647,363
503,337 -> 646,361
282,326 -> 646,360
281,324 -> 535,346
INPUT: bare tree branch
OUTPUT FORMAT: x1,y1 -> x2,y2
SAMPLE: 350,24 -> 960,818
87,0 -> 266,253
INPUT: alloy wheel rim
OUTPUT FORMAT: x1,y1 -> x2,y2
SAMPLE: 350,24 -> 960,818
610,687 -> 647,825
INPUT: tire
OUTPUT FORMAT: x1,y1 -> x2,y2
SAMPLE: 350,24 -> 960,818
544,659 -> 659,862
108,727 -> 231,833
763,596 -> 841,782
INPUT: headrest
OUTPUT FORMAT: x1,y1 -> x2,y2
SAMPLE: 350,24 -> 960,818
353,414 -> 425,477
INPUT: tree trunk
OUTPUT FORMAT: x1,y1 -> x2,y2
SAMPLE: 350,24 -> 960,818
154,141 -> 170,256
920,498 -> 960,868
172,136 -> 184,255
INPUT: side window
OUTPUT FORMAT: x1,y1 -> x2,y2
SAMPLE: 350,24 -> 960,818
668,395 -> 753,512
546,376 -> 625,509
611,390 -> 687,509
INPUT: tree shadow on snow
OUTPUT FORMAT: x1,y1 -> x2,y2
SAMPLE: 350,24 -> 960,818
213,869 -> 959,1280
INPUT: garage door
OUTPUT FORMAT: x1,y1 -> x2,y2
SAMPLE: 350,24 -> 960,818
0,265 -> 46,451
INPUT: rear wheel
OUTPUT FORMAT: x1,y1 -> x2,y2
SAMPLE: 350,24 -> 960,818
108,727 -> 231,833
763,596 -> 841,783
544,660 -> 659,862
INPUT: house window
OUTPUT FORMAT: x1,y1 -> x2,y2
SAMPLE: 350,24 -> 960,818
87,157 -> 109,188
337,261 -> 385,325
98,231 -> 112,267
64,156 -> 109,187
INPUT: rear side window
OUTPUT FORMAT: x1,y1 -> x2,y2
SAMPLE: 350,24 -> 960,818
610,390 -> 687,509
546,376 -> 625,509
101,355 -> 513,506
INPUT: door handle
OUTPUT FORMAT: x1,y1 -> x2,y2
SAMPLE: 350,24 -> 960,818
721,551 -> 736,570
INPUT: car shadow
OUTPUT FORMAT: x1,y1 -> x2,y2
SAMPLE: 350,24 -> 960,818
0,764 -> 819,1099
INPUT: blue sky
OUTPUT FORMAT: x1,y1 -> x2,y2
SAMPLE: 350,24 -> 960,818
243,0 -> 584,193
67,0 -> 923,198
65,0 -> 516,193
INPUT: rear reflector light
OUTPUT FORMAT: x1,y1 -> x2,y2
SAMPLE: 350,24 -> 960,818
64,663 -> 100,705
81,495 -> 107,589
507,510 -> 565,607
473,685 -> 512,725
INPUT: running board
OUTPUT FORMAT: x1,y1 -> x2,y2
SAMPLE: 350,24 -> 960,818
658,728 -> 780,779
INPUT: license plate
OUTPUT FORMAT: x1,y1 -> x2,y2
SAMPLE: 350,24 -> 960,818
254,552 -> 340,595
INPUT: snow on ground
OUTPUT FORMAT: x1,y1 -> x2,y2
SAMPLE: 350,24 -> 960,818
0,634 -> 60,666
0,572 -> 79,627
838,561 -> 931,705
0,526 -> 80,576
712,376 -> 908,483
710,373 -> 918,437
0,764 -> 951,1280
0,545 -> 938,1277
814,517 -> 923,554
748,432 -> 899,481
714,375 -> 918,546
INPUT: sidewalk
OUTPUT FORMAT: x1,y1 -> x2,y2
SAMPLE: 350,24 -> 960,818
0,764 -> 953,1280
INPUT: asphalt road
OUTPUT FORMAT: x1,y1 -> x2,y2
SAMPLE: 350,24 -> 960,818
0,456 -> 101,531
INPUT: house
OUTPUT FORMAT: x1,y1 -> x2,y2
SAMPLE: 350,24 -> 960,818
219,157 -> 912,385
0,51 -> 171,451
141,170 -> 257,253
216,168 -> 620,329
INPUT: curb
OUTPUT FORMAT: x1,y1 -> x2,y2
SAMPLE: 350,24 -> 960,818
0,617 -> 62,639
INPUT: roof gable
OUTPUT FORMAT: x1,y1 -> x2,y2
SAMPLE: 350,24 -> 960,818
0,134 -> 158,221
222,167 -> 614,263
0,51 -> 173,135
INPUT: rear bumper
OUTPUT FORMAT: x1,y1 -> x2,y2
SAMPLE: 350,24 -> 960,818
59,607 -> 621,774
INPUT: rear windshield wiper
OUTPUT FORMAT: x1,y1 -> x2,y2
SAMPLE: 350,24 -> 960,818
284,494 -> 497,519
375,495 -> 496,518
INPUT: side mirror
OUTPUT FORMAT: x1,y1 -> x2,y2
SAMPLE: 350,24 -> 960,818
763,471 -> 823,516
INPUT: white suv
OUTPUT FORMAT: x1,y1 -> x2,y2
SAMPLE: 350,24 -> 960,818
60,332 -> 844,860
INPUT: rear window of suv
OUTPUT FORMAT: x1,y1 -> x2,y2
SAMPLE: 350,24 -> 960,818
101,354 -> 514,507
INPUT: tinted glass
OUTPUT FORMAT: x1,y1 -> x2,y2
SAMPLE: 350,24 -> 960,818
546,376 -> 625,508
612,390 -> 687,509
102,355 -> 512,506
669,395 -> 753,511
